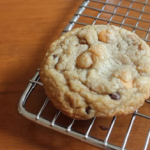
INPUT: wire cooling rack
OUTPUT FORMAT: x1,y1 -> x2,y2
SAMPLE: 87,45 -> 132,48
18,0 -> 150,149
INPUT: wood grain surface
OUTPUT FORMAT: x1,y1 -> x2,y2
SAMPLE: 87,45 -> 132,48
1,0 -> 150,150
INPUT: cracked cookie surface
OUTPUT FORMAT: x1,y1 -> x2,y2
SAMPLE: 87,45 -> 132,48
40,25 -> 150,120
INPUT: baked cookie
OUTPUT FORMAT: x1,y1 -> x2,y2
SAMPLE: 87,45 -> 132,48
40,25 -> 150,120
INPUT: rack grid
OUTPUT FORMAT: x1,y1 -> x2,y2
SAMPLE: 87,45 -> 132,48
18,0 -> 150,149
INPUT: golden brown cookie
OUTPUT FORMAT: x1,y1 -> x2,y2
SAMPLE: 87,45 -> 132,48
40,25 -> 150,120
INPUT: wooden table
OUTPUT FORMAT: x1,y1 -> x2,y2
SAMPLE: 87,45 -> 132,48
1,0 -> 150,150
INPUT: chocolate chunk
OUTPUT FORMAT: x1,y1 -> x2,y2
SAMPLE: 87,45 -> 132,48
86,106 -> 91,114
53,54 -> 57,59
79,38 -> 87,44
109,92 -> 121,100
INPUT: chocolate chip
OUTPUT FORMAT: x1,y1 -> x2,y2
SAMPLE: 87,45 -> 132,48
86,106 -> 91,114
109,92 -> 121,100
79,38 -> 87,44
98,125 -> 109,130
53,54 -> 57,59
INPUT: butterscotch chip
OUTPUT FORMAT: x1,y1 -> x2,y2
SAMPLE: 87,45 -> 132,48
76,52 -> 93,69
121,80 -> 133,89
40,25 -> 150,120
138,44 -> 142,50
98,30 -> 107,43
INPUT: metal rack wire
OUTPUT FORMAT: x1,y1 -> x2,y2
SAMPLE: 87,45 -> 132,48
18,0 -> 150,149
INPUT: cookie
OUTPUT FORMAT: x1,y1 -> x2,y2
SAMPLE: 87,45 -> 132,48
40,25 -> 150,120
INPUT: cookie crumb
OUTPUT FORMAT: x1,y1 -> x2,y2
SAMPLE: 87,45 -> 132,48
98,125 -> 109,130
